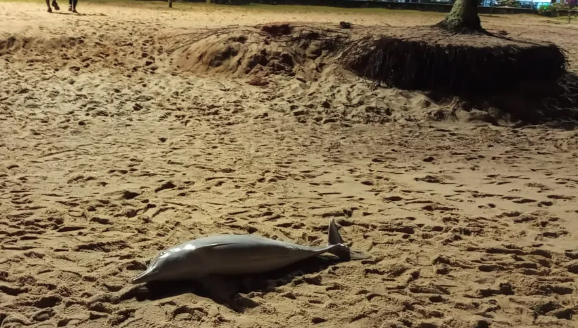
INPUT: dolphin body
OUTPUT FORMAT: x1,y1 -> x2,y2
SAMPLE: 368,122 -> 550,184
132,218 -> 351,284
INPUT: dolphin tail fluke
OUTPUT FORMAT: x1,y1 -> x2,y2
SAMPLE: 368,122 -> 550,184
327,218 -> 351,261
328,218 -> 344,245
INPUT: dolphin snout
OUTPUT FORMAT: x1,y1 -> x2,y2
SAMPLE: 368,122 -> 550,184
131,270 -> 152,284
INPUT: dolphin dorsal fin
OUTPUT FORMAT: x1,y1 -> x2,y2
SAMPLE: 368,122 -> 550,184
327,218 -> 344,245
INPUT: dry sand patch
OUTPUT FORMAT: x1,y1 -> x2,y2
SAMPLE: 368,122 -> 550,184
0,2 -> 577,328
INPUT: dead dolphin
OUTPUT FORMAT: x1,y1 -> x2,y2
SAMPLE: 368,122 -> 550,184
132,218 -> 352,284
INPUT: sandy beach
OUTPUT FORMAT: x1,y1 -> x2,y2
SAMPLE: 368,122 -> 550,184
1,2 -> 577,327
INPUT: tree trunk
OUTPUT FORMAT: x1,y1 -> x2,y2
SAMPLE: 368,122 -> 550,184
437,0 -> 483,33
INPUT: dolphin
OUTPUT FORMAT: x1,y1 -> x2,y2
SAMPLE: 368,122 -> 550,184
131,218 -> 353,285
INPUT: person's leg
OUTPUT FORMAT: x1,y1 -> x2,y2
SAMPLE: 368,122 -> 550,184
45,0 -> 52,12
72,0 -> 78,13
69,0 -> 72,11
51,0 -> 60,10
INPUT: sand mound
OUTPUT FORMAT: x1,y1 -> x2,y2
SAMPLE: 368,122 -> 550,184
0,32 -> 169,76
168,23 -> 577,125
342,26 -> 567,95
172,23 -> 567,96
173,23 -> 349,79
0,34 -> 86,56
2,23 -> 576,126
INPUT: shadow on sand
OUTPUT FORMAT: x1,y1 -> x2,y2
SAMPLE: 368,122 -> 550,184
428,72 -> 578,129
51,12 -> 107,16
120,255 -> 343,312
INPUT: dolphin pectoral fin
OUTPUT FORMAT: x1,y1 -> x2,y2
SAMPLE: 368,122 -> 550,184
196,275 -> 260,312
195,275 -> 239,305
327,218 -> 345,246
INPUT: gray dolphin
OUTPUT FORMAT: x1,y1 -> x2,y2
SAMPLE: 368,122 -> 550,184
132,218 -> 352,284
